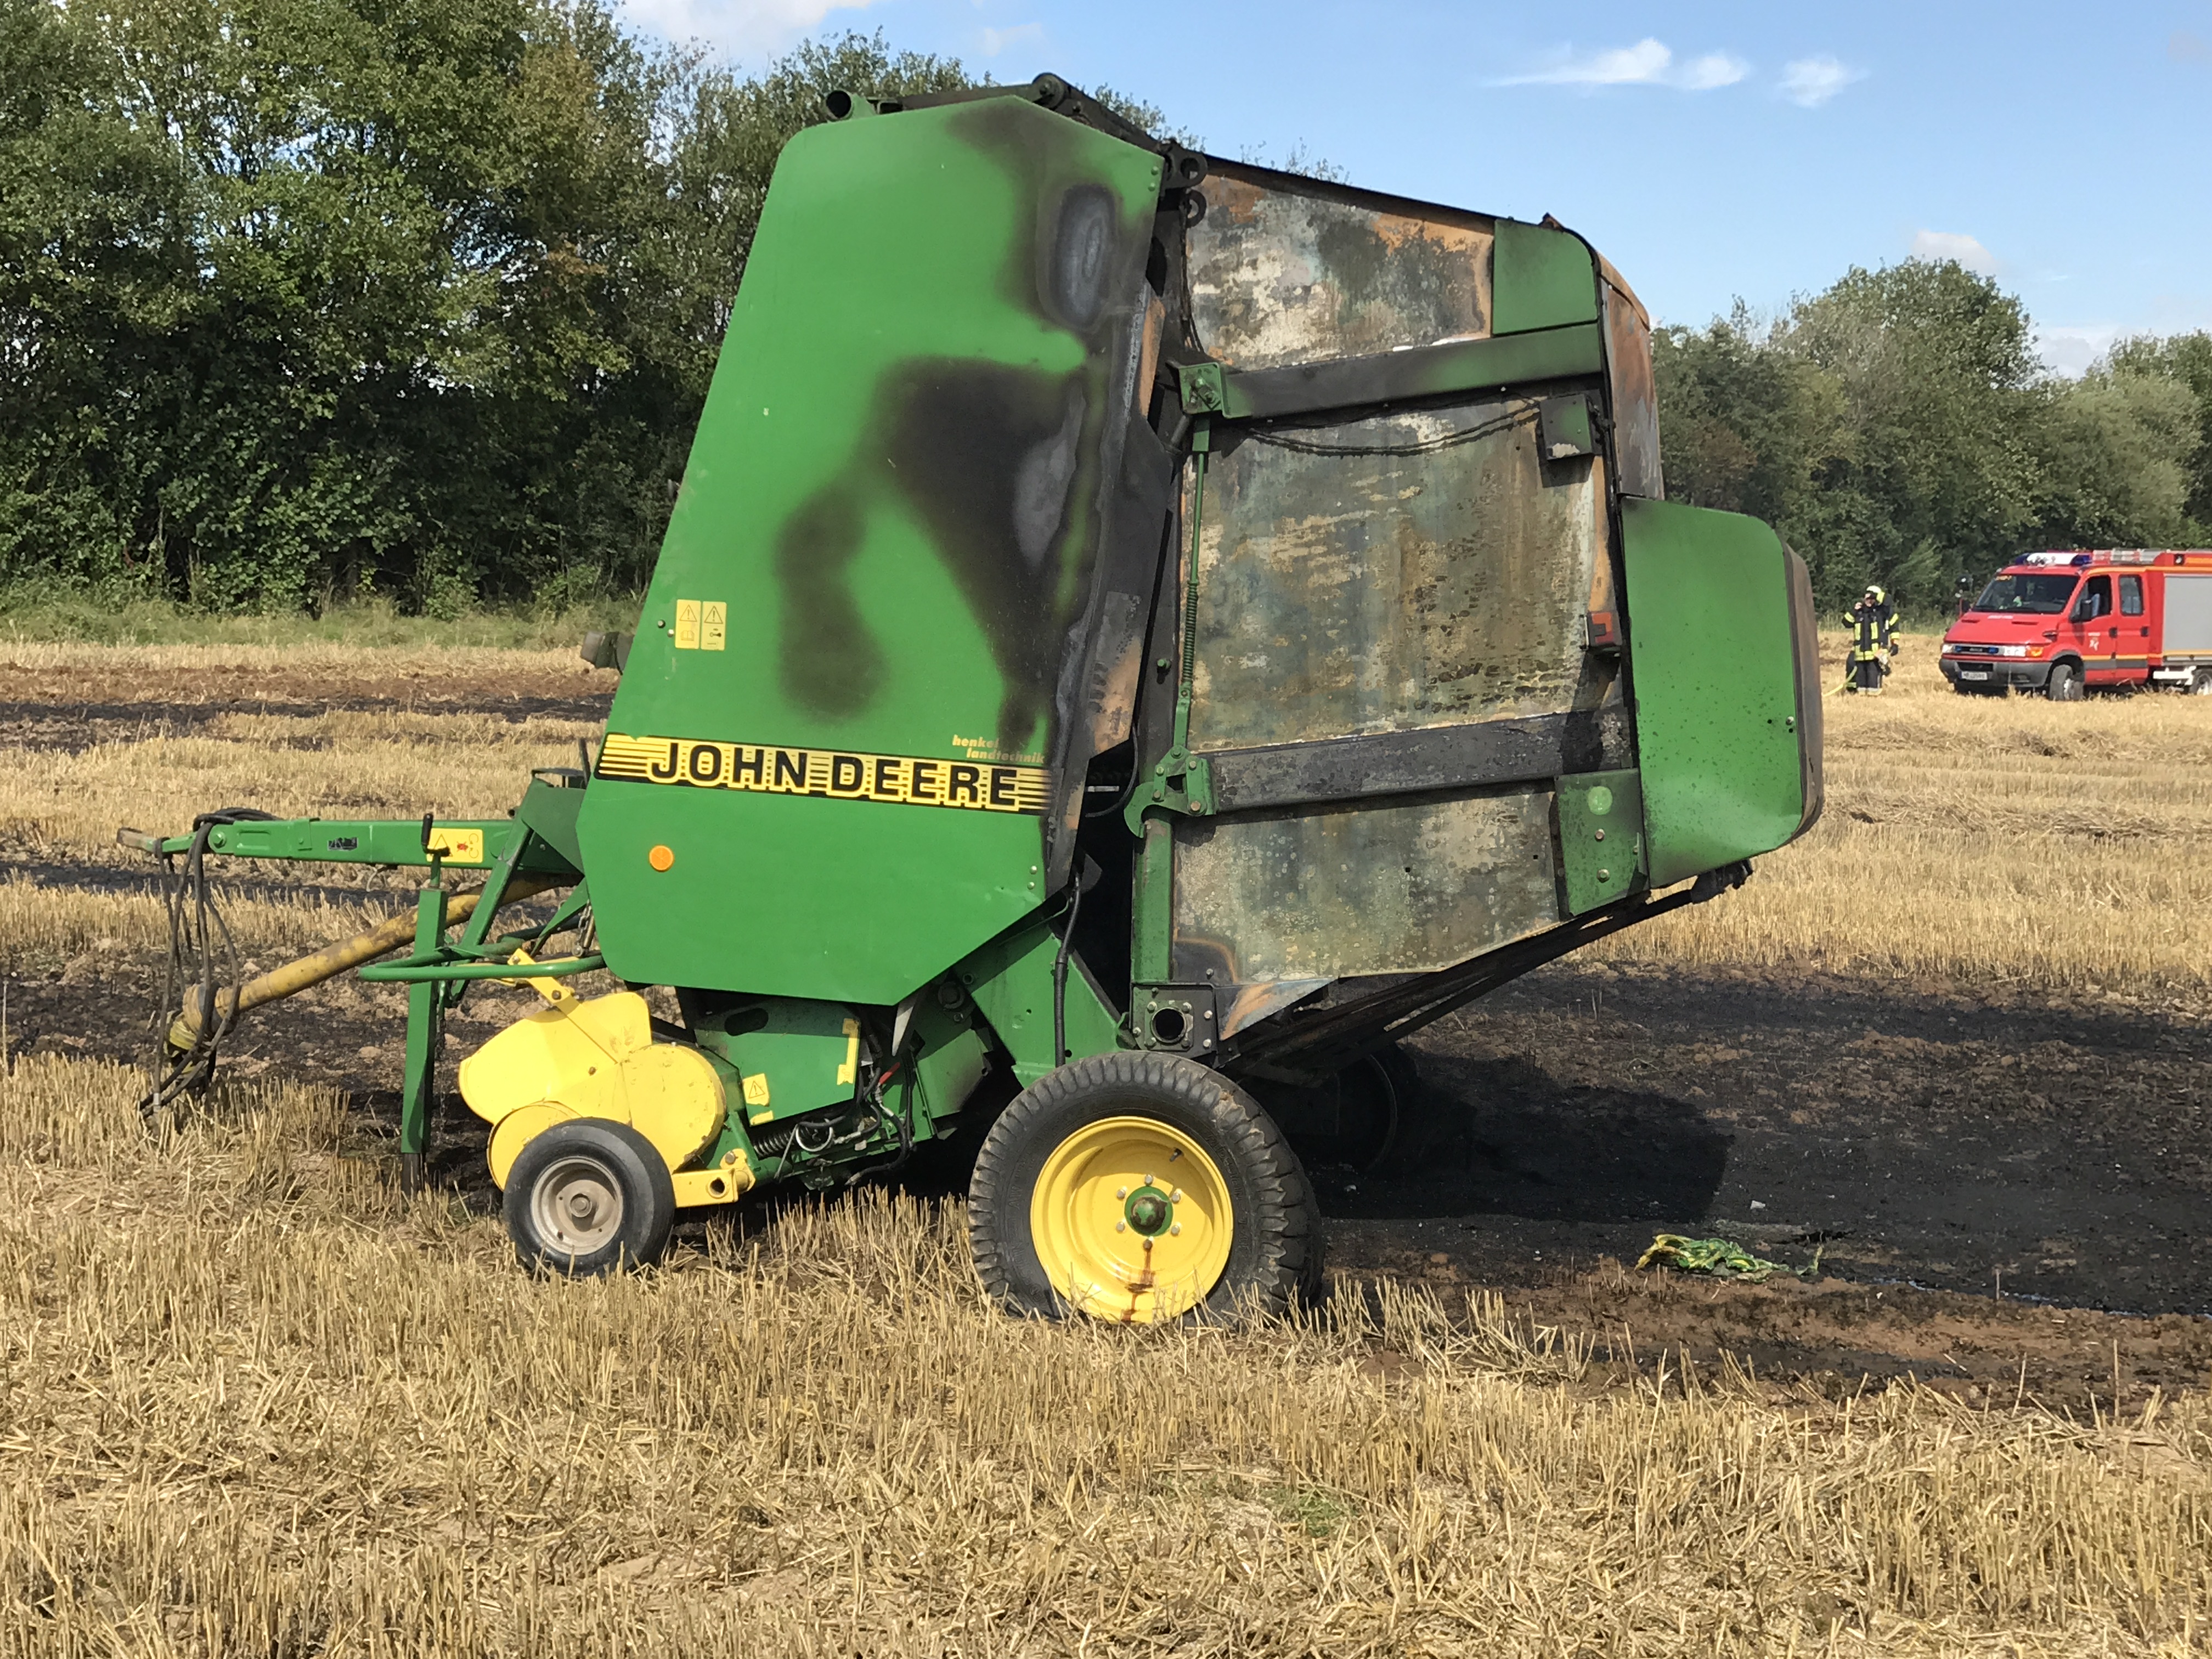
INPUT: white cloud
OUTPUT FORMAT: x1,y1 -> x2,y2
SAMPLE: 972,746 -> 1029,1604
616,0 -> 882,58
1779,55 -> 1864,107
1675,52 -> 1752,90
1497,38 -> 1749,92
2036,326 -> 2119,379
980,21 -> 1043,57
1910,230 -> 1999,275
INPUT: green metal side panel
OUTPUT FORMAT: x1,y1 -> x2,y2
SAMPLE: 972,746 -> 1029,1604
1491,220 -> 1599,335
699,997 -> 858,1127
576,99 -> 1163,1004
1621,499 -> 1810,888
906,999 -> 991,1133
1556,769 -> 1646,914
514,780 -> 585,871
956,919 -> 1122,1086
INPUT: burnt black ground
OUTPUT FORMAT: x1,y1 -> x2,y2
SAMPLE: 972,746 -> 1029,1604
16,950 -> 2206,1317
1335,963 -> 2212,1317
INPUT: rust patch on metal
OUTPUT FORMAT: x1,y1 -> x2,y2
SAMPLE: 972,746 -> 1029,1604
1217,975 -> 1332,1039
1184,398 -> 1607,753
1171,787 -> 1561,983
1186,170 -> 1494,371
1598,256 -> 1662,501
1136,291 -> 1165,411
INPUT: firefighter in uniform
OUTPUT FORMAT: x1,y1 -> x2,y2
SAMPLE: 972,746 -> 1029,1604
1841,585 -> 1899,693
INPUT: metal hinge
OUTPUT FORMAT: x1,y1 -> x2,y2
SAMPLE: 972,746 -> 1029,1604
1124,746 -> 1215,834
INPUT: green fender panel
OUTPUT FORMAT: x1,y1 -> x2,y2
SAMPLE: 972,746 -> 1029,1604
1622,498 -> 1821,888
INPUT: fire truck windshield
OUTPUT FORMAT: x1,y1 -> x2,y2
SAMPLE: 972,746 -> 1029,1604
1972,574 -> 2079,614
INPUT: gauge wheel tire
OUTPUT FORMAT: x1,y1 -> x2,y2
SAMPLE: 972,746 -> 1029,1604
504,1118 -> 676,1276
2045,662 -> 2083,702
969,1052 -> 1321,1325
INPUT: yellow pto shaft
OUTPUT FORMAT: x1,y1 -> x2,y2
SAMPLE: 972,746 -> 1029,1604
166,874 -> 562,1052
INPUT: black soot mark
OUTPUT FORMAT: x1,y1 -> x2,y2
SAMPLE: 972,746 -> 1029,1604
775,490 -> 882,718
775,360 -> 1090,747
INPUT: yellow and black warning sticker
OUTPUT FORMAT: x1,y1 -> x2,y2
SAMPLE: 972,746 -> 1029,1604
595,734 -> 1052,815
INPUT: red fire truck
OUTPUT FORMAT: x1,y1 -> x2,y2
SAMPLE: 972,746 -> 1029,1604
1940,550 -> 2212,699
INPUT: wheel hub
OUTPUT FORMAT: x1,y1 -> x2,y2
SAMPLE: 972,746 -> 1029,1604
533,1154 -> 625,1255
1030,1116 -> 1233,1323
1124,1185 -> 1173,1236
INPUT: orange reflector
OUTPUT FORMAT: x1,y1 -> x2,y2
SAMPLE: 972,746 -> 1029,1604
647,844 -> 675,872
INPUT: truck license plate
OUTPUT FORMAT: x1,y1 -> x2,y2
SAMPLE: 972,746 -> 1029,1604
1960,670 -> 1989,681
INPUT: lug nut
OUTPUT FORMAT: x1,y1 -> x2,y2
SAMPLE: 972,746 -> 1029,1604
1170,1223 -> 1182,1235
1116,1187 -> 1128,1199
1115,1220 -> 1127,1232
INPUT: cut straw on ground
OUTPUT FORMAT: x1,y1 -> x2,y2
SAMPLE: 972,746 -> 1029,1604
0,1054 -> 2205,1656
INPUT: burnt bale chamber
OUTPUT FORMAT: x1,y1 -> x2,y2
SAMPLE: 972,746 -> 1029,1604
596,81 -> 1824,1082
1079,142 -> 1821,1071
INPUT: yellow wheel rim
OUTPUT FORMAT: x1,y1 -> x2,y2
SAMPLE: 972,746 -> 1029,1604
1029,1115 -> 1234,1324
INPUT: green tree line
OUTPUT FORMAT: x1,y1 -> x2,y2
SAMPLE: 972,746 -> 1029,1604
1,0 -> 974,613
1655,267 -> 2212,613
5,0 -> 2207,616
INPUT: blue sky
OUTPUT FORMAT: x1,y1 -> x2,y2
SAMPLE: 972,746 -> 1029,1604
617,0 -> 2211,374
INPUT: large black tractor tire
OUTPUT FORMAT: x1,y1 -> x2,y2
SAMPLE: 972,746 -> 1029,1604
504,1118 -> 677,1276
969,1052 -> 1321,1324
2045,661 -> 2084,702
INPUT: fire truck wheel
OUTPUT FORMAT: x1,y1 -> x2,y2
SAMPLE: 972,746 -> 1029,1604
2045,662 -> 2083,702
969,1052 -> 1321,1326
2191,668 -> 2212,697
505,1119 -> 676,1276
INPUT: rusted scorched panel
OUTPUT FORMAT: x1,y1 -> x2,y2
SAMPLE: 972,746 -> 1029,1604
1185,170 -> 1494,371
1598,255 -> 1663,502
1171,787 -> 1560,981
1186,399 -> 1609,751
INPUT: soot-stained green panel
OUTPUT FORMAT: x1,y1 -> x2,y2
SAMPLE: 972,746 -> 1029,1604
1621,499 -> 1810,887
1491,219 -> 1599,336
578,99 -> 1163,1003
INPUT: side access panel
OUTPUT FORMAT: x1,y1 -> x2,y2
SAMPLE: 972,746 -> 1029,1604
1164,168 -> 1625,1002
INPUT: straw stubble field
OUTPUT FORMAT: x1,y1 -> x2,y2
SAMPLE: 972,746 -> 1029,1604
3,636 -> 2208,1004
3,1057 -> 2209,1656
0,634 -> 2208,1654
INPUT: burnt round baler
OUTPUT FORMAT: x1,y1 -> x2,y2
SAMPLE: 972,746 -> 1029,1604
125,76 -> 1822,1322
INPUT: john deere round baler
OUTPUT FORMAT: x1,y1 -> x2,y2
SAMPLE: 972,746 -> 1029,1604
126,76 -> 1822,1323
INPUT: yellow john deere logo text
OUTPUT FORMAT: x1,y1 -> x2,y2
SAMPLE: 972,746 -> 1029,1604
595,735 -> 1051,815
